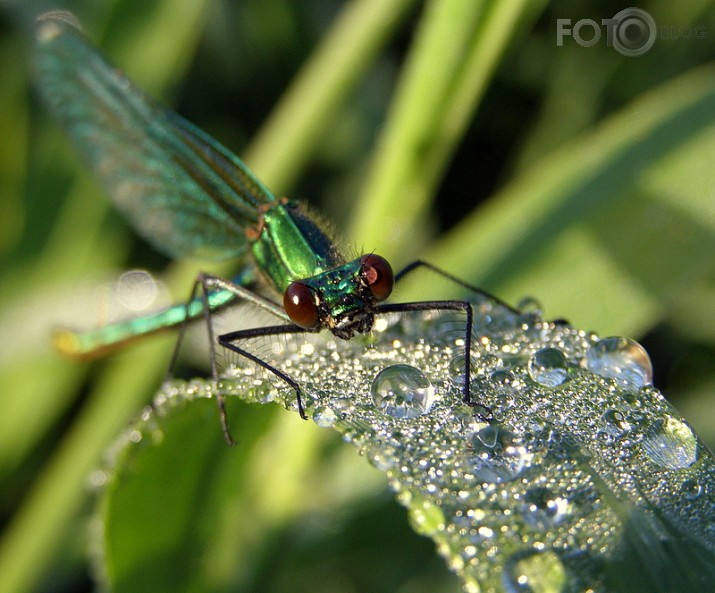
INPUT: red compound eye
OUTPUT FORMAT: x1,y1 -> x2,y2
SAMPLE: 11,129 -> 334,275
283,282 -> 320,329
360,254 -> 394,302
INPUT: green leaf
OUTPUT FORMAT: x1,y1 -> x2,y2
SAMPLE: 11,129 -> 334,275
350,0 -> 545,256
410,65 -> 715,336
101,297 -> 715,592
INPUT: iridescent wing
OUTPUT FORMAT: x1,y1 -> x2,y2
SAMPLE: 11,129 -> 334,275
34,12 -> 273,261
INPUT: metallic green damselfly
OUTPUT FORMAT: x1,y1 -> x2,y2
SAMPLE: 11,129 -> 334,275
35,11 -> 501,443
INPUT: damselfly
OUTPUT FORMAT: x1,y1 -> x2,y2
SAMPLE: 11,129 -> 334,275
35,11 -> 504,443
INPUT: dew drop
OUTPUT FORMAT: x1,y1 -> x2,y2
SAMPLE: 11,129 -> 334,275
681,478 -> 702,500
491,369 -> 515,385
585,337 -> 653,391
463,577 -> 482,593
602,408 -> 630,430
469,425 -> 537,483
527,348 -> 569,387
331,396 -> 355,415
371,448 -> 396,471
408,497 -> 445,536
449,353 -> 468,385
371,364 -> 435,419
521,487 -> 572,530
299,342 -> 315,356
504,549 -> 567,593
255,383 -> 278,404
517,296 -> 543,316
453,406 -> 489,436
312,406 -> 337,427
641,416 -> 698,469
372,316 -> 389,332
599,409 -> 632,440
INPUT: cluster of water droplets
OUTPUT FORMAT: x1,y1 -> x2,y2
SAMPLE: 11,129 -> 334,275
151,293 -> 714,592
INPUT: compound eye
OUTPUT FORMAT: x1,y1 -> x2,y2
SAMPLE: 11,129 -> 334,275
283,282 -> 320,329
360,254 -> 394,302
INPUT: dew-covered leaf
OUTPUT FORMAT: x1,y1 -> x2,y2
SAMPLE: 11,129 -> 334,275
98,293 -> 715,593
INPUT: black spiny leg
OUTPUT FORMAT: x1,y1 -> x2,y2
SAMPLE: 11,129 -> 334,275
218,324 -> 312,420
383,260 -> 518,420
395,260 -> 518,315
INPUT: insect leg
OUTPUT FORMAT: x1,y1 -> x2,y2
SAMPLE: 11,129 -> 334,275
395,260 -> 518,314
385,260 -> 518,420
170,273 -> 288,445
375,300 -> 491,418
218,324 -> 311,420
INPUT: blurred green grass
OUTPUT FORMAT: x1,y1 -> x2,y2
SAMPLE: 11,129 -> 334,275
1,0 -> 715,592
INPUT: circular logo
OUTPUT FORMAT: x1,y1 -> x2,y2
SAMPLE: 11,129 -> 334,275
611,8 -> 657,56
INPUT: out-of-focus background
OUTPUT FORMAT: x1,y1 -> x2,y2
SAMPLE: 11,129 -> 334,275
1,0 -> 715,592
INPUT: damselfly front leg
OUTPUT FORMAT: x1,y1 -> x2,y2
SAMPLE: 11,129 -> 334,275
385,260 -> 520,420
218,324 -> 311,419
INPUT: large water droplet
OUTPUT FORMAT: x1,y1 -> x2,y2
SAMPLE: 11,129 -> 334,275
469,426 -> 537,483
528,348 -> 569,387
312,406 -> 337,427
504,549 -> 567,593
642,416 -> 697,469
371,364 -> 435,419
585,337 -> 653,391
